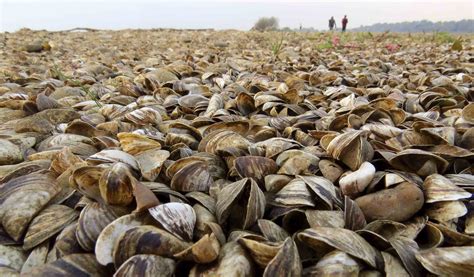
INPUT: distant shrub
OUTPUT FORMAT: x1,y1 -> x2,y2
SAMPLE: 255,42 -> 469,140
253,17 -> 279,31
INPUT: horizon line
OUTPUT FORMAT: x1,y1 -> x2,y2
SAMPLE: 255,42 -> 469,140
3,18 -> 473,34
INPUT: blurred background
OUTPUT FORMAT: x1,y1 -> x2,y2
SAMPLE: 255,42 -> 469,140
1,0 -> 473,32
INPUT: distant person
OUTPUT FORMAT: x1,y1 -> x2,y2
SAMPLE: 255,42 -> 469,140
342,15 -> 348,32
300,23 -> 302,31
329,16 -> 336,31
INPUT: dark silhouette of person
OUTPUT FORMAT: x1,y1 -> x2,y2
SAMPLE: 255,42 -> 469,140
329,16 -> 336,31
342,15 -> 348,32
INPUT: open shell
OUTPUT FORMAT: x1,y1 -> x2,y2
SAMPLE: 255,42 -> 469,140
416,246 -> 474,276
305,250 -> 361,276
423,174 -> 471,203
115,255 -> 176,277
385,149 -> 449,177
0,173 -> 61,241
112,225 -> 191,268
99,162 -> 134,206
234,156 -> 278,185
216,178 -> 265,230
327,130 -> 374,171
95,213 -> 152,266
23,205 -> 78,250
298,227 -> 383,270
27,254 -> 108,276
149,202 -> 196,241
76,202 -> 128,252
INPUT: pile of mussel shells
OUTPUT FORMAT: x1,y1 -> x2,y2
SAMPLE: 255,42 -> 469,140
0,29 -> 473,276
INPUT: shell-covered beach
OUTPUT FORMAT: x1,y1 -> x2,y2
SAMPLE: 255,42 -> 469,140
0,28 -> 473,276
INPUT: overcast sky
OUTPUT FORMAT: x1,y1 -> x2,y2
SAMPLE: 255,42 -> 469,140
1,0 -> 472,32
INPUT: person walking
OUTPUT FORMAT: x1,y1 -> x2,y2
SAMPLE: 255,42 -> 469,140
342,15 -> 348,32
329,16 -> 336,31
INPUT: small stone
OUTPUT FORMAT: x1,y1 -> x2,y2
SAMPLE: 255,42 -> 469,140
355,182 -> 424,222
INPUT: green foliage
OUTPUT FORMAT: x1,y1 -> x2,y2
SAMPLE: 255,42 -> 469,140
271,33 -> 285,56
51,65 -> 102,108
316,34 -> 335,51
316,41 -> 333,50
355,32 -> 373,42
432,31 -> 456,43
307,33 -> 324,41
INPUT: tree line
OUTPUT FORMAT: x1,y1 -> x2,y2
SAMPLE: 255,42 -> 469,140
351,19 -> 473,33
